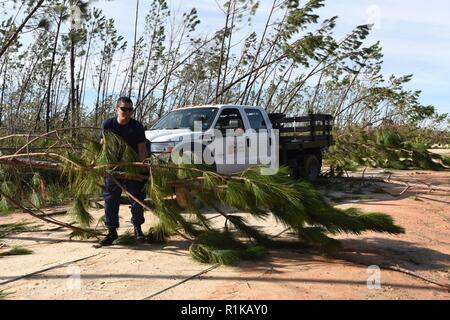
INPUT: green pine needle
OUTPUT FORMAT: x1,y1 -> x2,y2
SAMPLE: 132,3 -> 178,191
189,243 -> 240,265
147,222 -> 176,244
69,229 -> 102,240
68,196 -> 94,227
0,181 -> 16,212
0,125 -> 410,266
225,215 -> 271,245
328,127 -> 449,172
442,155 -> 450,167
0,222 -> 39,238
113,231 -> 137,246
297,226 -> 342,252
0,246 -> 33,257
196,230 -> 245,250
30,190 -> 45,209
0,290 -> 11,299
240,245 -> 268,260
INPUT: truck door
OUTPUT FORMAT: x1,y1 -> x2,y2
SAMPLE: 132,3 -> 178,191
244,108 -> 271,166
213,108 -> 249,175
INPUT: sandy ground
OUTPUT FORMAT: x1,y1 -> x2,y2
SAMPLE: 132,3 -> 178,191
0,169 -> 449,300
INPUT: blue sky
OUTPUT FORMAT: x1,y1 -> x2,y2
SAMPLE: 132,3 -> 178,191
93,0 -> 450,115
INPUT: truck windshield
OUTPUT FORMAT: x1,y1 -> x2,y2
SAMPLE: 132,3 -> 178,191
152,108 -> 218,131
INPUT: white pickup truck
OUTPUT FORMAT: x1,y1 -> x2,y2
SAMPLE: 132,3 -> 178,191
145,104 -> 333,181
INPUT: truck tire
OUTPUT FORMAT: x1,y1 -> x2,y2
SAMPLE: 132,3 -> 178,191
301,154 -> 321,182
287,159 -> 300,179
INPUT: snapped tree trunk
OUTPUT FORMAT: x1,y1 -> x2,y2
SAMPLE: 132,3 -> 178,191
70,35 -> 77,136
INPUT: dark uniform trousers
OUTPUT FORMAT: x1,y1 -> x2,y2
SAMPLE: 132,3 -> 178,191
102,177 -> 146,229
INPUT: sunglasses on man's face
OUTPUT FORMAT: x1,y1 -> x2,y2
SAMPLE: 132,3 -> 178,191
119,107 -> 133,112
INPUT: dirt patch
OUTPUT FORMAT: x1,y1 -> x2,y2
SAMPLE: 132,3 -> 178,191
1,170 -> 449,300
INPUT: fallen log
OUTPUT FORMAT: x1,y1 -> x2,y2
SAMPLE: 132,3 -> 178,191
378,177 -> 450,193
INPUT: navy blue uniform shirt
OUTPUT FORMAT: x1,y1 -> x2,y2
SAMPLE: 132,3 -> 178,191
101,117 -> 147,154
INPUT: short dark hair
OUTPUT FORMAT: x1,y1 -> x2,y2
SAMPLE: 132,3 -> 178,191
116,96 -> 133,106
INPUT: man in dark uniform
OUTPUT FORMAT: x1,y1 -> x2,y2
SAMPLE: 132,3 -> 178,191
99,97 -> 148,246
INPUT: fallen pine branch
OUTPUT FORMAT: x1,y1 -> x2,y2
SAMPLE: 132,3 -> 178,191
382,177 -> 450,193
326,176 -> 450,193
0,190 -> 105,238
332,251 -> 450,292
384,264 -> 450,292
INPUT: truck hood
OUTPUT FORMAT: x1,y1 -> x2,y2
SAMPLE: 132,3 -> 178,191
145,129 -> 203,143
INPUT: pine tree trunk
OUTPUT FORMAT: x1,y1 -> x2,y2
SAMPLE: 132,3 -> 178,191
0,57 -> 8,127
241,0 -> 277,105
137,22 -> 158,120
221,1 -> 236,103
94,54 -> 105,127
46,16 -> 62,133
70,35 -> 76,136
128,0 -> 140,97
79,24 -> 95,112
101,60 -> 112,118
215,2 -> 231,103
15,53 -> 42,128
0,0 -> 45,59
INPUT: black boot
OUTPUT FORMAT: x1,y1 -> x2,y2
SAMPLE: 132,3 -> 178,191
134,225 -> 146,243
99,228 -> 118,246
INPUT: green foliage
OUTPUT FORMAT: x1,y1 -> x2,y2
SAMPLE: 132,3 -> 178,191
240,245 -> 268,260
0,166 -> 70,213
189,230 -> 268,265
0,290 -> 11,300
190,243 -> 240,265
30,173 -> 46,208
442,156 -> 450,167
88,136 -> 403,261
67,196 -> 93,228
147,222 -> 176,244
0,222 -> 39,238
0,246 -> 33,257
297,226 -> 341,252
0,180 -> 16,212
68,228 -> 103,240
113,230 -> 137,246
327,126 -> 450,172
224,215 -> 271,245
0,122 -> 405,266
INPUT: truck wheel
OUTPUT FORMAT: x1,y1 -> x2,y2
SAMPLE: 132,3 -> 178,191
287,159 -> 300,179
302,154 -> 321,182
